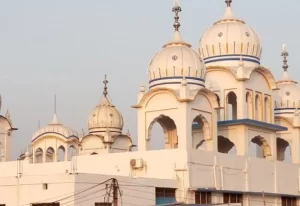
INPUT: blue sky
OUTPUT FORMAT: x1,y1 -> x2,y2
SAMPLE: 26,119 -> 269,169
0,0 -> 299,158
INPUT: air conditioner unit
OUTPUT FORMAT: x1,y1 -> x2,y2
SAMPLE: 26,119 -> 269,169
130,158 -> 144,169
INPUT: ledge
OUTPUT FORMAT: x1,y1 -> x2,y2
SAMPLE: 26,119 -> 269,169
194,188 -> 298,198
192,119 -> 287,131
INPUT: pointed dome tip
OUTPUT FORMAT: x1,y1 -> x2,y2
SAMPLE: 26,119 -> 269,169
50,113 -> 59,125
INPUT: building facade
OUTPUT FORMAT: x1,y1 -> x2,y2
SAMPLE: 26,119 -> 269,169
0,1 -> 299,206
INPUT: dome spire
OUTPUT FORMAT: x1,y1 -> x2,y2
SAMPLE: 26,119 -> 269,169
282,44 -> 289,72
172,0 -> 182,32
51,94 -> 59,125
225,0 -> 232,7
103,74 -> 109,97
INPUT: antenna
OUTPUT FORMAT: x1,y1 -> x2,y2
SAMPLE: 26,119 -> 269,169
54,94 -> 57,114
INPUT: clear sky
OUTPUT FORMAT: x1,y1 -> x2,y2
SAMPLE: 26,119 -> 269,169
0,0 -> 299,158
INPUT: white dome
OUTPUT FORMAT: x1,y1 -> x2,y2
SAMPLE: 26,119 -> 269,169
149,31 -> 206,90
88,96 -> 124,136
32,114 -> 78,142
199,4 -> 262,68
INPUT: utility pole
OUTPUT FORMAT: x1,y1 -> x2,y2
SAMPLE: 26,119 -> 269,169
262,191 -> 266,206
112,179 -> 118,206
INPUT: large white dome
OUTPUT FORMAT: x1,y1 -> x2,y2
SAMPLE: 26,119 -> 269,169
148,2 -> 206,90
198,2 -> 262,68
149,32 -> 206,90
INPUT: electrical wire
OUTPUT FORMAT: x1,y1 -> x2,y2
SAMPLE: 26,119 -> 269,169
20,178 -> 114,206
59,187 -> 109,206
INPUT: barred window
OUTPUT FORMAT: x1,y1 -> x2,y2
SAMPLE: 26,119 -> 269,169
282,196 -> 297,206
223,193 -> 243,204
195,192 -> 212,204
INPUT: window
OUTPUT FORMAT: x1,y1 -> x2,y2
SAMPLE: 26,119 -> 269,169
95,203 -> 112,206
155,188 -> 176,205
282,196 -> 296,206
0,204 -> 5,206
32,204 -> 59,206
195,192 -> 212,204
224,193 -> 243,204
43,183 -> 48,190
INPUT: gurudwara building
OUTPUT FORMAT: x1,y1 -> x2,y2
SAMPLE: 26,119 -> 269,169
0,1 -> 299,206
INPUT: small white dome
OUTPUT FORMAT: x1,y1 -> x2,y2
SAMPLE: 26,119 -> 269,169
88,95 -> 124,136
277,71 -> 300,108
32,114 -> 78,142
199,3 -> 262,68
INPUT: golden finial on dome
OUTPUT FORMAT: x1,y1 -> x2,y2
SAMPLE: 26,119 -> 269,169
225,0 -> 232,7
103,74 -> 109,97
172,0 -> 182,31
281,44 -> 289,71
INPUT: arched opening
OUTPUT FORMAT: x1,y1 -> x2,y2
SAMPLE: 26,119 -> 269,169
227,92 -> 237,120
46,147 -> 55,162
246,92 -> 253,119
148,115 -> 177,150
255,95 -> 262,121
192,115 -> 210,149
35,148 -> 43,163
264,97 -> 271,123
249,136 -> 271,158
215,93 -> 221,121
68,145 -> 77,161
57,146 -> 65,162
277,138 -> 291,162
149,122 -> 165,150
218,136 -> 236,154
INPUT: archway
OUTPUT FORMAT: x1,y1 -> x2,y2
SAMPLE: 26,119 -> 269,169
255,95 -> 262,121
148,115 -> 177,150
227,92 -> 237,120
249,136 -> 271,158
277,138 -> 291,162
68,145 -> 77,161
57,146 -> 65,162
192,114 -> 210,149
246,92 -> 253,119
46,147 -> 55,162
218,136 -> 236,154
35,148 -> 43,163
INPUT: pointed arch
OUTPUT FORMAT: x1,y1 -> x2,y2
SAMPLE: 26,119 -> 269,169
226,91 -> 237,120
218,136 -> 236,154
250,136 -> 271,158
57,145 -> 66,162
35,148 -> 43,163
68,145 -> 77,161
277,138 -> 291,162
246,92 -> 253,119
148,115 -> 178,150
264,96 -> 271,123
46,147 -> 55,162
